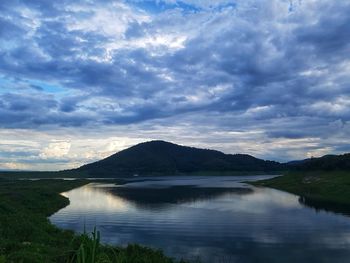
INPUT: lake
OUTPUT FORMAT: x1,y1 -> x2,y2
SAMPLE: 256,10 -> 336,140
50,175 -> 350,263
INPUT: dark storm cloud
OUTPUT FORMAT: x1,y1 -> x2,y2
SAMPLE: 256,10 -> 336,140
1,93 -> 57,112
296,3 -> 350,56
0,0 -> 350,154
0,93 -> 56,128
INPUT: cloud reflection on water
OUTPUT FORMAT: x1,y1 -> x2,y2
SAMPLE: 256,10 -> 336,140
51,176 -> 350,263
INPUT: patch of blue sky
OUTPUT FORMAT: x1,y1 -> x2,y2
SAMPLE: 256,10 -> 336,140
0,40 -> 19,51
128,0 -> 201,14
0,75 -> 67,95
27,79 -> 66,94
0,76 -> 15,94
215,2 -> 236,11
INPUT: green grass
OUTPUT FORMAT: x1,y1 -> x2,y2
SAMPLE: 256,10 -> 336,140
0,179 -> 188,263
251,171 -> 350,209
69,228 -> 186,263
0,179 -> 88,262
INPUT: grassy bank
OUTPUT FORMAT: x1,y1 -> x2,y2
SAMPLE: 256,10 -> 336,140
251,171 -> 350,213
0,179 -> 187,263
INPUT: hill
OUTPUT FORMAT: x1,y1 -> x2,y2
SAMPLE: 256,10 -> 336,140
286,153 -> 350,171
76,140 -> 283,177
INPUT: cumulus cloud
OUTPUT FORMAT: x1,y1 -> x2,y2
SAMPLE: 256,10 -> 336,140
39,141 -> 71,159
0,0 -> 350,169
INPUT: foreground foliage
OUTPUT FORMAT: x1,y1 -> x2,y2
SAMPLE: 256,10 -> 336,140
0,179 -> 186,263
69,228 -> 182,263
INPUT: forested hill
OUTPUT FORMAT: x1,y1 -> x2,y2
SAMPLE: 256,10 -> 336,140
286,153 -> 350,171
76,140 -> 283,177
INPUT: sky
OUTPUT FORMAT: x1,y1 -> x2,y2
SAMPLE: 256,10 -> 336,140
0,0 -> 350,171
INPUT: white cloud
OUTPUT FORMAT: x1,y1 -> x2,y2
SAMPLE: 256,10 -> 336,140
1,0 -> 350,170
66,2 -> 150,36
39,141 -> 71,159
1,162 -> 30,171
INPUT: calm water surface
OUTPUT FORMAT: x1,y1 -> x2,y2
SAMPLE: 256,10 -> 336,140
50,176 -> 350,263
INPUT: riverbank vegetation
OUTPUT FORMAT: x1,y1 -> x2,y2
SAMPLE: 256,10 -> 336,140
252,171 -> 350,214
0,179 -> 187,263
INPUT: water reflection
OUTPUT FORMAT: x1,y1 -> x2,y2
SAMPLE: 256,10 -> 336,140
298,196 -> 350,216
61,184 -> 130,212
107,186 -> 253,208
51,176 -> 350,263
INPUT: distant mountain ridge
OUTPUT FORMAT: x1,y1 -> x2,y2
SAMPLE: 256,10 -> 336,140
76,140 -> 283,177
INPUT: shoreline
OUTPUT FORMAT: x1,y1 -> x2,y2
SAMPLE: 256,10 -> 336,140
0,178 -> 187,262
250,171 -> 350,215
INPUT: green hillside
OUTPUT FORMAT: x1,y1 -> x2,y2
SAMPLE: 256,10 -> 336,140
77,140 -> 283,177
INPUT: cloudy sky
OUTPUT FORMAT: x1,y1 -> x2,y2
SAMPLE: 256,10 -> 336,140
0,0 -> 349,170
